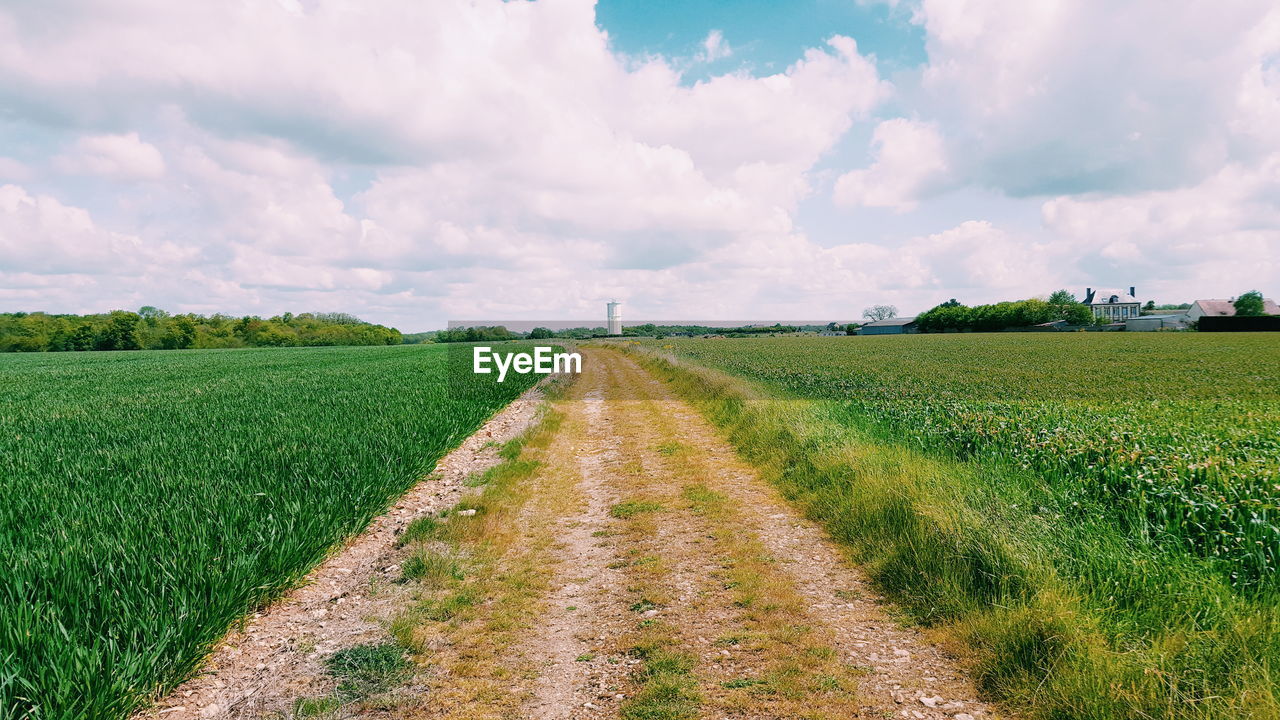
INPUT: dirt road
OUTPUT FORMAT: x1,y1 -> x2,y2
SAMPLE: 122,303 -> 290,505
149,349 -> 997,719
472,349 -> 996,719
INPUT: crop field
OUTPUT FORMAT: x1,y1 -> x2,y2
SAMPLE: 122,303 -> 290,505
656,333 -> 1280,589
0,344 -> 540,720
640,333 -> 1280,717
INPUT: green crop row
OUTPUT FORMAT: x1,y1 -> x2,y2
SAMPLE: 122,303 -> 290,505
650,333 -> 1280,593
0,344 -> 540,720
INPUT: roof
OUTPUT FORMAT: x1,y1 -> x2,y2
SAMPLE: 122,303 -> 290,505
1193,299 -> 1280,316
1083,287 -> 1138,305
861,317 -> 918,327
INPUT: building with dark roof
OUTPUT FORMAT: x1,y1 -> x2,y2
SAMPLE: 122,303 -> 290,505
857,317 -> 918,335
1083,286 -> 1141,321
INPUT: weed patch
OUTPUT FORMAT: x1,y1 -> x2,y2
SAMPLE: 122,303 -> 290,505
326,643 -> 411,701
611,500 -> 664,519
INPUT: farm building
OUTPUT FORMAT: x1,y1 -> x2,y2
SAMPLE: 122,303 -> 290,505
1125,314 -> 1187,332
1083,287 -> 1142,321
858,317 -> 918,335
1186,298 -> 1280,322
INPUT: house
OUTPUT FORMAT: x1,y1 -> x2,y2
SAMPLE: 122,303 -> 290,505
1083,287 -> 1142,321
1186,298 -> 1280,322
858,317 -> 918,335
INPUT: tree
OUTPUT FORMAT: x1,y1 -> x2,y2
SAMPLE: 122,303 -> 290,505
1060,303 -> 1093,325
161,316 -> 197,349
862,305 -> 898,322
1048,289 -> 1076,305
96,311 -> 141,351
1143,300 -> 1155,312
138,306 -> 168,324
528,327 -> 554,339
1234,290 -> 1266,316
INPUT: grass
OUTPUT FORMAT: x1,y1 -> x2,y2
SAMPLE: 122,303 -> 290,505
400,547 -> 464,584
0,344 -> 544,719
611,500 -> 665,519
622,649 -> 701,720
326,643 -> 412,700
631,336 -> 1280,719
387,395 -> 570,717
596,352 -> 862,719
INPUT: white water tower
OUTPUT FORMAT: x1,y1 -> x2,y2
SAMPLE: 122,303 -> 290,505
606,300 -> 622,335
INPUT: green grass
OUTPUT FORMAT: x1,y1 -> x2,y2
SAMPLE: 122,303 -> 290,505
633,334 -> 1280,720
611,500 -> 665,519
622,648 -> 701,720
0,344 -> 541,720
325,643 -> 412,700
400,548 -> 464,584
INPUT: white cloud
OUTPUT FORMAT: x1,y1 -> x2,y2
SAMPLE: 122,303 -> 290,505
0,0 -> 892,328
55,133 -> 166,180
909,0 -> 1280,195
699,30 -> 732,62
833,118 -> 947,211
0,157 -> 29,182
1041,157 -> 1280,299
0,0 -> 1276,327
0,184 -> 167,275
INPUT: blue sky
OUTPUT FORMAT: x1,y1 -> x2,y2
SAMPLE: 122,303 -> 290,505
597,0 -> 926,78
0,0 -> 1276,331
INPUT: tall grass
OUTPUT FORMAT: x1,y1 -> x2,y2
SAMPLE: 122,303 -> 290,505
0,344 -> 540,720
632,340 -> 1280,719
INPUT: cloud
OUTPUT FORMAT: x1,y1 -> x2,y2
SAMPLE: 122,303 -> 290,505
54,133 -> 166,180
0,157 -> 29,182
908,0 -> 1280,195
833,118 -> 947,211
0,184 -> 166,275
1041,157 -> 1280,297
698,30 -> 732,62
0,0 -> 1276,328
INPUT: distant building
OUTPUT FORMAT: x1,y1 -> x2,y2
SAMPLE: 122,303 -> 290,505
1125,314 -> 1187,332
606,300 -> 622,335
1186,298 -> 1280,322
858,317 -> 918,335
1083,287 -> 1141,321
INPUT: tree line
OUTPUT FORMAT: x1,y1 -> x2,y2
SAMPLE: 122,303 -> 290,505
915,292 -> 1094,333
0,308 -> 402,352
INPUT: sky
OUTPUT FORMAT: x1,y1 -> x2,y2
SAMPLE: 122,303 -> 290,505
0,0 -> 1277,331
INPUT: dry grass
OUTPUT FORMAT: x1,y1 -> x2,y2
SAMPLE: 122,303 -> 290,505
386,401 -> 579,719
595,354 -> 864,719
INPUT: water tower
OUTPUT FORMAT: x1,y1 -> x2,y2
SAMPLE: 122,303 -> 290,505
606,300 -> 622,335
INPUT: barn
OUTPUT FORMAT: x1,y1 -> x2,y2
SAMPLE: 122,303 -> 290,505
858,317 -> 919,335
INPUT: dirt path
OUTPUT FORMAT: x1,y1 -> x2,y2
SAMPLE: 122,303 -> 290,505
504,349 -> 999,720
142,350 -> 1001,720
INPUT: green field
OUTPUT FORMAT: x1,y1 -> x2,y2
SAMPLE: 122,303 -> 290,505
0,345 -> 539,720
639,333 -> 1280,718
